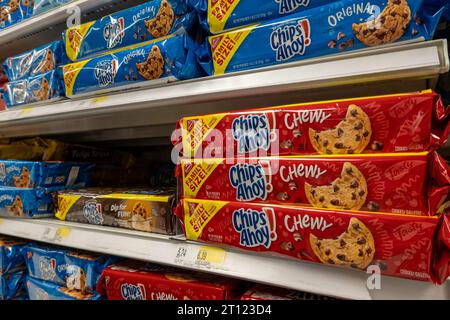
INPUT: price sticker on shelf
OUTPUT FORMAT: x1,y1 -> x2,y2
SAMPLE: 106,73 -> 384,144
56,227 -> 71,239
174,245 -> 227,270
0,218 -> 4,225
91,96 -> 109,105
19,107 -> 33,116
196,246 -> 227,266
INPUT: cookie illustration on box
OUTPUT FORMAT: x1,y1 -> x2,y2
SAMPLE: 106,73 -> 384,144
66,266 -> 87,293
6,195 -> 24,217
136,45 -> 164,80
13,167 -> 31,188
352,0 -> 411,47
310,218 -> 375,269
0,7 -> 9,23
32,78 -> 50,101
36,49 -> 55,74
309,105 -> 372,154
130,202 -> 153,232
59,287 -> 94,300
145,0 -> 174,38
8,0 -> 20,12
305,162 -> 367,211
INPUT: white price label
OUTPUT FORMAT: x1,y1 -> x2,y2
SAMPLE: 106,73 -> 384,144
174,245 -> 227,270
41,227 -> 71,242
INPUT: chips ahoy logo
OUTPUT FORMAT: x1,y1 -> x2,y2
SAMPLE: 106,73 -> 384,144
95,59 -> 118,87
276,0 -> 310,14
230,163 -> 270,201
38,257 -> 56,281
121,283 -> 146,300
233,208 -> 277,248
83,200 -> 104,225
104,17 -> 125,49
232,114 -> 271,153
270,19 -> 311,62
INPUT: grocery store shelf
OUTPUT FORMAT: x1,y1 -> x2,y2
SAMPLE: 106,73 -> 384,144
0,39 -> 447,141
0,0 -> 146,58
0,217 -> 448,300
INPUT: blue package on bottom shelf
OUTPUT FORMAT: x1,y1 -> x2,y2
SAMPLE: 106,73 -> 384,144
0,271 -> 26,300
26,276 -> 102,300
0,236 -> 26,273
0,187 -> 59,218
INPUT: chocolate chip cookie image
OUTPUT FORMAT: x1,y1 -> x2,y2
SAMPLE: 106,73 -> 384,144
6,195 -> 24,217
144,0 -> 175,38
7,0 -> 20,13
0,7 -> 9,23
130,202 -> 153,232
13,166 -> 31,188
136,45 -> 164,80
310,218 -> 375,269
309,105 -> 372,155
304,162 -> 368,211
32,78 -> 50,101
352,0 -> 411,47
36,49 -> 55,74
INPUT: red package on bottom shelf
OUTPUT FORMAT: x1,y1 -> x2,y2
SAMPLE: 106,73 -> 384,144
96,261 -> 244,300
177,199 -> 450,284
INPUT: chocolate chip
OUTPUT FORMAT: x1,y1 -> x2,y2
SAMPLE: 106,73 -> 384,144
325,249 -> 331,256
352,193 -> 357,200
277,192 -> 290,201
351,263 -> 359,269
346,38 -> 354,48
347,149 -> 354,154
354,122 -> 363,130
314,134 -> 319,141
328,259 -> 335,265
293,129 -> 302,138
412,28 -> 418,36
350,181 -> 359,188
355,135 -> 361,142
326,149 -> 332,155
330,199 -> 340,206
363,130 -> 369,137
359,190 -> 366,197
289,182 -> 298,191
316,242 -> 321,248
358,249 -> 364,257
334,142 -> 345,149
337,128 -> 344,137
319,196 -> 325,203
337,32 -> 345,41
328,40 -> 337,48
293,232 -> 302,242
366,247 -> 373,255
337,254 -> 346,261
346,167 -> 353,175
340,239 -> 346,247
357,237 -> 366,245
281,242 -> 294,251
311,189 -> 316,196
333,185 -> 340,193
281,140 -> 293,149
350,109 -> 358,117
338,42 -> 346,52
367,201 -> 380,212
323,140 -> 329,147
352,223 -> 360,230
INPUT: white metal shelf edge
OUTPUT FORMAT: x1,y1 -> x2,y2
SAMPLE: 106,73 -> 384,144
0,40 -> 447,128
0,218 -> 447,300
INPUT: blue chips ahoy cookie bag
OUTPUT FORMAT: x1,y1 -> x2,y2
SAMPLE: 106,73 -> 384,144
0,0 -> 31,29
198,0 -> 446,75
3,50 -> 33,81
26,276 -> 102,300
0,237 -> 26,273
33,0 -> 72,16
62,33 -> 203,97
22,243 -> 115,293
63,0 -> 196,62
0,271 -> 26,300
190,0 -> 332,34
27,70 -> 64,103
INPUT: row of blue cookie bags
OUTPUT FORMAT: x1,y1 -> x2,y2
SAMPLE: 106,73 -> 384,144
22,243 -> 117,295
62,33 -> 204,97
0,236 -> 27,300
196,0 -> 449,76
0,160 -> 94,189
63,0 -> 197,62
0,0 -> 72,30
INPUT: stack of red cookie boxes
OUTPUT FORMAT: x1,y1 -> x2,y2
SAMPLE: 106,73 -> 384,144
174,90 -> 450,284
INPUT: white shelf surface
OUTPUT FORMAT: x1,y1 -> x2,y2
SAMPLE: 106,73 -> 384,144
0,39 -> 448,140
0,217 -> 448,300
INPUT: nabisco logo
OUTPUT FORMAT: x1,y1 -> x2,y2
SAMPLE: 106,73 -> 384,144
121,283 -> 146,300
275,0 -> 310,14
270,19 -> 311,62
95,59 -> 118,87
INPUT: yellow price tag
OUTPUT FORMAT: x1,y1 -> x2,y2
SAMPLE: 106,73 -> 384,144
56,227 -> 71,238
0,218 -> 4,225
196,246 -> 226,265
91,96 -> 108,104
20,108 -> 33,116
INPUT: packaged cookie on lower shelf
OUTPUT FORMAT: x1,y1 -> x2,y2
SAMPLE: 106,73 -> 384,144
62,33 -> 203,98
1,270 -> 26,300
21,243 -> 116,294
0,236 -> 26,274
177,198 -> 450,284
26,276 -> 102,300
196,0 -> 448,75
178,152 -> 450,216
55,188 -> 179,234
241,285 -> 336,301
174,90 -> 450,158
96,260 -> 246,300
